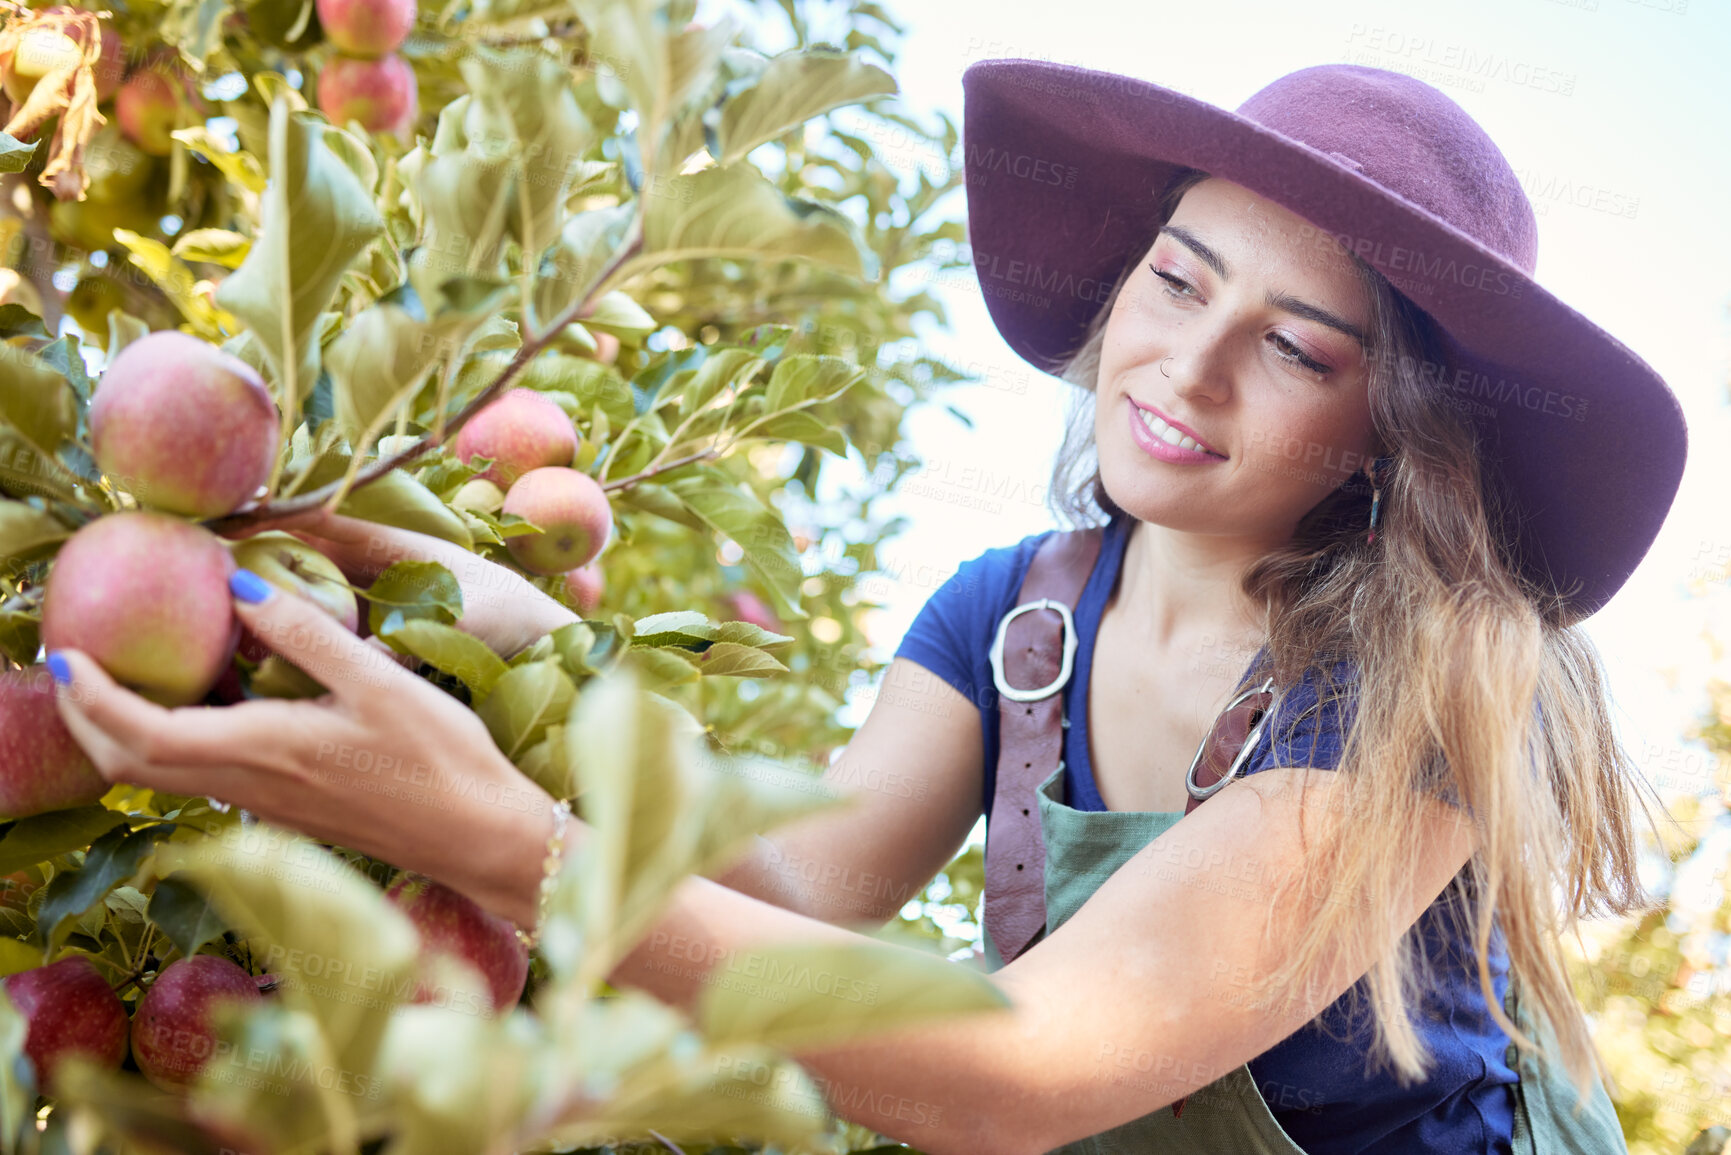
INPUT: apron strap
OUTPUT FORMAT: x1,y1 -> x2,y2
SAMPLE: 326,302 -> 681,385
984,526 -> 1104,966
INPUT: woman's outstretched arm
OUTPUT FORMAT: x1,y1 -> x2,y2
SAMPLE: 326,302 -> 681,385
555,765 -> 1480,1155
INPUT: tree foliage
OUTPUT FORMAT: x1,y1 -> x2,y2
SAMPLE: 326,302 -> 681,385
0,0 -> 996,1150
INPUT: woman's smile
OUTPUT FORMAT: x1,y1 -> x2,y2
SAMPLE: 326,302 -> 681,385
1126,395 -> 1228,462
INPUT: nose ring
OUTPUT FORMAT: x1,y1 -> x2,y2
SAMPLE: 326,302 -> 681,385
1159,357 -> 1174,378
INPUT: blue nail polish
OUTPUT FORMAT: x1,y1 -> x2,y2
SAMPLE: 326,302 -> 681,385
230,568 -> 274,604
46,651 -> 72,687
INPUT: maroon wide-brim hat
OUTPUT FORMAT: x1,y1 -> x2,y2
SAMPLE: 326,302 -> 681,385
961,58 -> 1687,621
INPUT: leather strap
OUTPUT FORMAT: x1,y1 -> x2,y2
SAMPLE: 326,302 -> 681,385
983,527 -> 1104,966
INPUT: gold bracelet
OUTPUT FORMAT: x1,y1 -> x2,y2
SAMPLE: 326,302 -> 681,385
517,798 -> 573,951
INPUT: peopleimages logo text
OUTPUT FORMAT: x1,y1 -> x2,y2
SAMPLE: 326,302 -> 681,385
964,144 -> 1079,188
1294,224 -> 1526,300
971,250 -> 1116,305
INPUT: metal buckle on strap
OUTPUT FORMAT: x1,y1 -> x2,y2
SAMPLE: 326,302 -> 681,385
988,598 -> 1078,703
1184,677 -> 1277,801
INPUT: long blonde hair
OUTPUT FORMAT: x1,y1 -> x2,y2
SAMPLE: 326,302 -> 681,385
1050,167 -> 1660,1096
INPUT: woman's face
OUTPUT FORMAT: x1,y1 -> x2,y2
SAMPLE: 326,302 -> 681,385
1094,177 -> 1380,542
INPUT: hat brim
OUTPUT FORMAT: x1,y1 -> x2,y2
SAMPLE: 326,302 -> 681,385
961,57 -> 1686,620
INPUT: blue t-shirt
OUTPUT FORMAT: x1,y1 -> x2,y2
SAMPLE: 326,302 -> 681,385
893,510 -> 1519,1154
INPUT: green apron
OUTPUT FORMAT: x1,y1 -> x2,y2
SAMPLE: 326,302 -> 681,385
978,763 -> 1630,1154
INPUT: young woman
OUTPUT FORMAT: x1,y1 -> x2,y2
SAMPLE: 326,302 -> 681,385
46,59 -> 1684,1154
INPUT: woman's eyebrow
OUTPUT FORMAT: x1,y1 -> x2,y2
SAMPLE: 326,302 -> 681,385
1157,223 -> 1369,348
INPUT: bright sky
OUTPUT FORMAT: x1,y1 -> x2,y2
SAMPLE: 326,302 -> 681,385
728,0 -> 1731,841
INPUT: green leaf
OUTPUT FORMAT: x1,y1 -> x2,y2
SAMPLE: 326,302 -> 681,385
36,823 -> 180,955
764,353 -> 865,412
716,48 -> 898,165
293,453 -> 474,550
695,642 -> 788,677
364,560 -> 464,635
152,825 -> 420,1082
171,228 -> 253,268
0,940 -> 37,980
630,610 -> 714,649
514,724 -> 576,800
667,465 -> 807,622
711,619 -> 794,649
0,132 -> 37,174
749,410 -> 848,455
375,616 -> 508,700
0,345 -> 76,460
476,658 -> 575,761
578,291 -> 655,345
113,230 -> 238,341
677,347 -> 763,422
623,162 -> 865,285
0,427 -> 83,504
0,807 -> 127,875
0,500 -> 72,574
369,996 -> 537,1153
172,125 -> 268,193
145,874 -> 230,960
215,99 -> 385,397
629,644 -> 700,691
697,939 -> 1011,1053
0,306 -> 46,340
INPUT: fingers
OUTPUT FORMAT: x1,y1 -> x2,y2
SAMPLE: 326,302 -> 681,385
48,650 -> 316,788
231,569 -> 415,702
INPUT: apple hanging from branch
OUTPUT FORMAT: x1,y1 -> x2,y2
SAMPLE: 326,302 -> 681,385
130,955 -> 264,1090
1,956 -> 130,1093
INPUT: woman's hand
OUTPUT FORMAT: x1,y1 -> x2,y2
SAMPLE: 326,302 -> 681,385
46,569 -> 557,928
224,508 -> 580,661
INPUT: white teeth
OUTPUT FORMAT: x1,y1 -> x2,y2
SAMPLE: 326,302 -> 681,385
1139,407 -> 1208,454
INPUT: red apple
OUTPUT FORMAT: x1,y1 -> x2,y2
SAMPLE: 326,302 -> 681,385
115,68 -> 179,156
130,955 -> 262,1090
1,956 -> 129,1091
90,330 -> 280,519
384,874 -> 529,1016
316,53 -> 417,137
41,512 -> 240,708
563,560 -> 604,616
0,666 -> 109,820
452,388 -> 579,489
500,467 -> 612,576
314,0 -> 415,57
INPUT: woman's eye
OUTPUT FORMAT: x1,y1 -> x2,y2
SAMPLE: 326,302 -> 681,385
1272,334 -> 1331,377
1149,264 -> 1194,299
